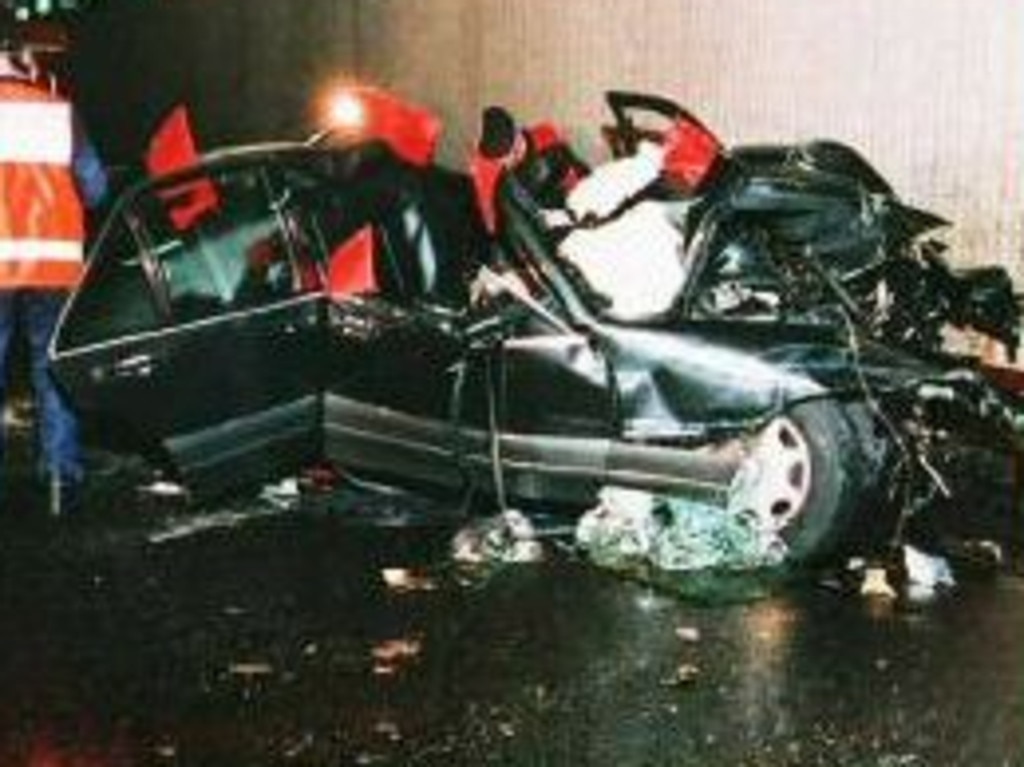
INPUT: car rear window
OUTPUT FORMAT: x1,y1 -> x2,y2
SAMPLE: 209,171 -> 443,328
55,216 -> 162,350
141,166 -> 311,322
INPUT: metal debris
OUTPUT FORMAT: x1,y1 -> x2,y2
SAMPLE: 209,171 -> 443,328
451,510 -> 545,565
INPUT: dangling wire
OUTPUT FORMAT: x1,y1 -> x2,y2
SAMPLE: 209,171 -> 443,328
485,349 -> 510,515
448,356 -> 481,517
833,275 -> 952,554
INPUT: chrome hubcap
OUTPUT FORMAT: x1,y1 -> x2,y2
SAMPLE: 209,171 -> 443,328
730,417 -> 813,536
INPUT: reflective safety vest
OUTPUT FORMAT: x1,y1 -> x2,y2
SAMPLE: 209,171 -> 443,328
0,78 -> 85,289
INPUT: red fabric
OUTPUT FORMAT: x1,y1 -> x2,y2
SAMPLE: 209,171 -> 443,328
469,153 -> 504,234
328,226 -> 378,298
145,105 -> 201,176
470,121 -> 582,233
662,117 -> 722,192
145,105 -> 220,229
342,87 -> 441,167
526,122 -> 562,153
528,122 -> 584,190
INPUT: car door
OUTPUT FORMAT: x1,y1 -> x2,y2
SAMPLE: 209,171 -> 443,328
324,293 -> 466,488
281,154 -> 477,490
315,152 -> 616,501
456,294 -> 616,504
325,294 -> 615,506
52,159 -> 324,496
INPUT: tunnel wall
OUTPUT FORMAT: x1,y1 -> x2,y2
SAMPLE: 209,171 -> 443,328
71,1 -> 359,165
73,0 -> 1023,287
356,0 -> 1024,284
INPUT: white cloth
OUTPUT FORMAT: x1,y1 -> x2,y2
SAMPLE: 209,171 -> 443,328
565,141 -> 665,221
559,200 -> 687,320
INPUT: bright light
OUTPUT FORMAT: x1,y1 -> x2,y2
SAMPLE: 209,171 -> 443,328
329,91 -> 366,132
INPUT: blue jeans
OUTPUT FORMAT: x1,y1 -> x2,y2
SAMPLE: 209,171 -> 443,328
0,290 -> 83,503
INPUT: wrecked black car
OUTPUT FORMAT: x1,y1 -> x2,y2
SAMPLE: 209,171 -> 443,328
50,91 -> 1022,564
524,91 -> 1020,358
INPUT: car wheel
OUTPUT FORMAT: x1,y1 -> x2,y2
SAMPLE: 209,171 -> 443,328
729,399 -> 867,564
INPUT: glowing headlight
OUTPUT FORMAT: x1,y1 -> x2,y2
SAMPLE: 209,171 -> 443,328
328,91 -> 366,132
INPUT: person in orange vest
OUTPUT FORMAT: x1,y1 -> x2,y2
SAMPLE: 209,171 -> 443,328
0,28 -> 107,515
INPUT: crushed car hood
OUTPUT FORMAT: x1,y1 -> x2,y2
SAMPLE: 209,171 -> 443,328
598,320 -> 960,440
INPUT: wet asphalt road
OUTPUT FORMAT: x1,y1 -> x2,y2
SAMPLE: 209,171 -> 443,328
0,475 -> 1022,767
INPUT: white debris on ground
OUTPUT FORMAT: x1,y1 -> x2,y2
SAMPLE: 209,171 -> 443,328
902,544 -> 956,601
259,477 -> 302,510
859,563 -> 899,600
450,509 -> 545,565
137,479 -> 190,500
849,545 -> 958,602
381,568 -> 438,594
574,487 -> 658,567
575,486 -> 787,572
370,637 -> 423,676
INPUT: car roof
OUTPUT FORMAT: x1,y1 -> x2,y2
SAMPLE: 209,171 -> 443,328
194,140 -> 312,165
145,141 -> 326,187
112,139 -> 412,206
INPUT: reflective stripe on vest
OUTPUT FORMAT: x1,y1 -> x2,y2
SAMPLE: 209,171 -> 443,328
0,80 -> 85,289
0,101 -> 73,163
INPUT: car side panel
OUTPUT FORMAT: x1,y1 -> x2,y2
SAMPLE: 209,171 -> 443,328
53,156 -> 328,497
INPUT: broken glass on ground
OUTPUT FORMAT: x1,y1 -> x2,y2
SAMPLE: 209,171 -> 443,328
574,486 -> 791,602
576,486 -> 787,572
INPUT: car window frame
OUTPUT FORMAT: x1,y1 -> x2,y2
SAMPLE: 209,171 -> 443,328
55,150 -> 341,359
51,189 -> 173,357
138,162 -> 323,327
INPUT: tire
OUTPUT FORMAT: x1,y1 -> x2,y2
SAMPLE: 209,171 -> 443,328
729,399 -> 869,564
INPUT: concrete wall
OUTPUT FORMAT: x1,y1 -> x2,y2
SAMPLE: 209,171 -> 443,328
71,0 -> 358,164
357,0 -> 1024,280
72,0 -> 1023,281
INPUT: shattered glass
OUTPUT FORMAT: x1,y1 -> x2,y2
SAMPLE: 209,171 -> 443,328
575,486 -> 787,573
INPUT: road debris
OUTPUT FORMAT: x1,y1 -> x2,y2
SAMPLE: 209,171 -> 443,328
860,565 -> 898,600
381,568 -> 438,593
228,662 -> 274,678
259,477 -> 302,510
674,626 -> 701,643
451,510 -> 545,565
903,544 -> 955,602
371,637 -> 423,676
661,662 -> 701,687
575,486 -> 786,572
